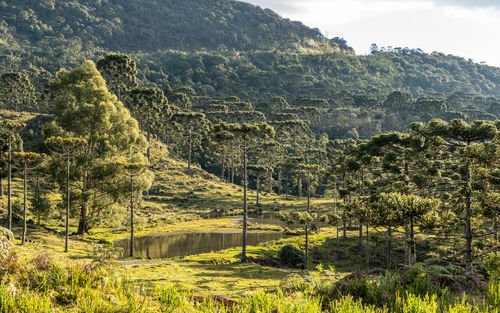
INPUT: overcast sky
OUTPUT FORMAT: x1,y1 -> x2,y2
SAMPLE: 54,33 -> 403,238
244,0 -> 500,67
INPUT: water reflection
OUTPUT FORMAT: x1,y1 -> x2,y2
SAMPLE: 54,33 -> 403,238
115,230 -> 286,259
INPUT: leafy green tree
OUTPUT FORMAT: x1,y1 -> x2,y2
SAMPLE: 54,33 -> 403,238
383,91 -> 413,111
213,122 -> 275,262
0,72 -> 36,112
44,61 -> 152,235
97,54 -> 138,101
255,96 -> 290,119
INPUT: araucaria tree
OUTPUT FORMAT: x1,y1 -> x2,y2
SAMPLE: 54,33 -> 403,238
172,112 -> 209,170
412,119 -> 498,264
0,121 -> 25,231
96,54 -> 138,101
44,61 -> 153,235
115,161 -> 150,257
45,137 -> 87,252
213,122 -> 275,262
380,192 -> 440,266
11,152 -> 45,245
0,72 -> 36,112
125,87 -> 169,163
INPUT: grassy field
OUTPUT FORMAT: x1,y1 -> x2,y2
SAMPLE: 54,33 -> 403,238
1,111 -> 498,312
0,113 -> 334,296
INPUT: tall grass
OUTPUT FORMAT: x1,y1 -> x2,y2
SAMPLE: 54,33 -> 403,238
0,249 -> 498,312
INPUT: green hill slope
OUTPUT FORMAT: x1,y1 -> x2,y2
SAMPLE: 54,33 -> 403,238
1,0 -> 499,102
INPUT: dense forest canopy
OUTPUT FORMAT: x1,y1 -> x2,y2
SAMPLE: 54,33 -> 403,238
1,0 -> 499,103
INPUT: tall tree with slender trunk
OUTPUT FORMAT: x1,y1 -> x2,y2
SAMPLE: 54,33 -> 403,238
213,122 -> 275,262
116,161 -> 149,257
45,137 -> 86,252
126,87 -> 169,163
172,112 -> 209,170
0,122 -> 25,231
380,192 -> 440,266
247,165 -> 271,206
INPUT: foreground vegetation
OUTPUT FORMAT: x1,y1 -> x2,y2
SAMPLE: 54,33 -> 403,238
1,234 -> 499,313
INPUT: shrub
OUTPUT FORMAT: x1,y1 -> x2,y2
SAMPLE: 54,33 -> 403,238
155,284 -> 188,313
396,292 -> 438,313
280,273 -> 311,293
279,244 -> 305,268
484,253 -> 500,280
27,252 -> 52,272
0,238 -> 19,280
488,280 -> 500,308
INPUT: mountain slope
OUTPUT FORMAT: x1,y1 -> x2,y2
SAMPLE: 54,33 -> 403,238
0,0 -> 348,71
1,0 -> 499,101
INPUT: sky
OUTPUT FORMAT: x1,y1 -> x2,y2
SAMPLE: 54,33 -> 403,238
244,0 -> 500,67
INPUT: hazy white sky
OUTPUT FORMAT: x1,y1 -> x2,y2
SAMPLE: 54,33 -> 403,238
244,0 -> 500,67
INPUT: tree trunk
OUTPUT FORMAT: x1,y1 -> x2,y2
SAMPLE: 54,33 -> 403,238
36,178 -> 40,227
21,163 -> 27,245
305,223 -> 309,269
410,217 -> 416,265
404,226 -> 410,266
269,171 -> 272,194
387,225 -> 392,270
231,160 -> 235,184
285,181 -> 288,200
147,129 -> 151,163
7,137 -> 12,231
343,197 -> 347,239
241,140 -> 248,262
187,127 -> 192,170
221,151 -> 225,181
305,177 -> 311,269
77,166 -> 90,235
465,161 -> 473,264
65,154 -> 70,252
77,203 -> 89,235
298,176 -> 302,198
366,222 -> 369,272
130,174 -> 134,257
358,221 -> 363,246
256,176 -> 260,206
277,170 -> 281,195
0,176 -> 3,198
494,219 -> 498,248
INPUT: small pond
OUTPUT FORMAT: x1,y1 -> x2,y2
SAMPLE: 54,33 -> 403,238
115,230 -> 286,259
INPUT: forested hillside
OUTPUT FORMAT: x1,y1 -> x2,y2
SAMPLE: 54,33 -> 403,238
1,0 -> 500,103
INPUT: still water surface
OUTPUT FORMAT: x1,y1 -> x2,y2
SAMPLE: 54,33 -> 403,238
115,230 -> 286,259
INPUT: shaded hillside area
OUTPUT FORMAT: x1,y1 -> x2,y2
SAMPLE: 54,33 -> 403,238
1,0 -> 499,103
